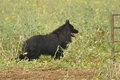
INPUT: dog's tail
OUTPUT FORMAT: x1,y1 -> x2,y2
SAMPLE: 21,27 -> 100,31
19,54 -> 25,60
15,52 -> 28,62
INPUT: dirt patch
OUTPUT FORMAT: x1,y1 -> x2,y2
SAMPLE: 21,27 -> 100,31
0,69 -> 95,80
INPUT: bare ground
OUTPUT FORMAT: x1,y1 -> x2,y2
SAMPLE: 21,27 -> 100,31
0,69 -> 95,80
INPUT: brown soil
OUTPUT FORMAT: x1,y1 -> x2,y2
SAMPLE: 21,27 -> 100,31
0,69 -> 95,80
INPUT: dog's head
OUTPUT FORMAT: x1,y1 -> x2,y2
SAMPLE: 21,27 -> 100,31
65,20 -> 78,37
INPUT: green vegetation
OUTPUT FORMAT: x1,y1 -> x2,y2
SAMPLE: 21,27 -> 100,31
0,0 -> 120,79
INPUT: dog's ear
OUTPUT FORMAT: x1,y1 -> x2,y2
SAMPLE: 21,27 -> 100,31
65,20 -> 69,24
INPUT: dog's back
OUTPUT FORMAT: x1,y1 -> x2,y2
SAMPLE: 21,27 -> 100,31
21,34 -> 59,59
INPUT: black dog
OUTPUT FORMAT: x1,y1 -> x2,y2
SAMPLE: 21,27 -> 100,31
18,20 -> 78,61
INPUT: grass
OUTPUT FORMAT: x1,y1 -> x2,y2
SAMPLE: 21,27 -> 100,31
0,0 -> 120,79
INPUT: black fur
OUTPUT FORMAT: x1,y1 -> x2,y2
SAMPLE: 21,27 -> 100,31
18,20 -> 78,61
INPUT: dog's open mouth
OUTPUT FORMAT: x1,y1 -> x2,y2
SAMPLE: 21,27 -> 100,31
71,33 -> 76,37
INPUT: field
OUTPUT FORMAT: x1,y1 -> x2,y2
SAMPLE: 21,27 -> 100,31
0,0 -> 120,79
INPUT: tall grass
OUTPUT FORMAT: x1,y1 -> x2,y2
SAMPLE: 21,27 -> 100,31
0,0 -> 120,79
